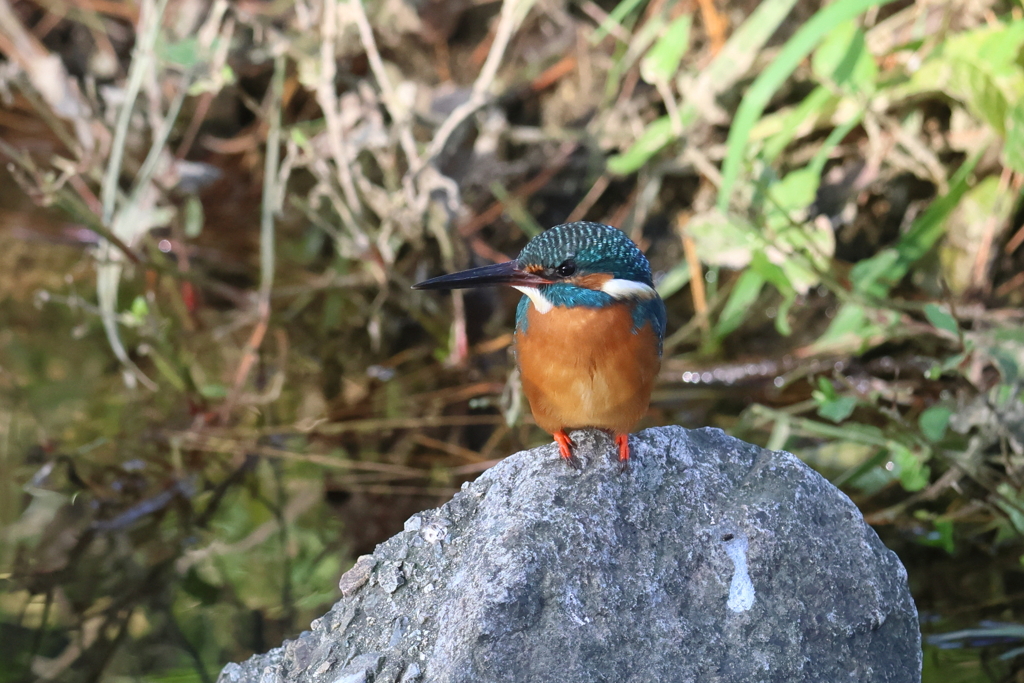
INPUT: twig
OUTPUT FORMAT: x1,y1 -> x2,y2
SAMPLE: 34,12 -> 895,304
448,290 -> 469,366
212,414 -> 514,438
448,459 -> 502,475
879,112 -> 949,194
220,51 -> 286,419
128,68 -> 195,204
677,212 -> 708,330
410,433 -> 487,462
0,0 -> 93,149
457,141 -> 577,237
9,74 -> 81,153
176,2 -> 233,158
578,1 -> 632,43
530,54 -> 577,91
1002,172 -> 1024,255
424,0 -> 534,164
1005,224 -> 1024,255
330,484 -> 458,496
317,0 -> 363,218
566,174 -> 610,223
0,139 -> 143,264
995,270 -> 1024,298
96,0 -> 168,391
696,0 -> 728,54
349,0 -> 420,168
174,434 -> 425,476
100,0 -> 168,227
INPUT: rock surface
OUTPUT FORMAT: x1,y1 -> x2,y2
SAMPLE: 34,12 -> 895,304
218,426 -> 921,683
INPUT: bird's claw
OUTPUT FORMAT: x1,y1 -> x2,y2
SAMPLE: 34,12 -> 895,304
554,430 -> 581,470
615,433 -> 631,475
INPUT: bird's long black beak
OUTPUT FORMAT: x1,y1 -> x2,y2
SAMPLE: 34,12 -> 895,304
412,260 -> 551,290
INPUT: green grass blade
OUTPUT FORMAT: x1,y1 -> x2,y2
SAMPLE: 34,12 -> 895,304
590,0 -> 646,44
607,0 -> 800,175
851,147 -> 984,296
717,0 -> 898,211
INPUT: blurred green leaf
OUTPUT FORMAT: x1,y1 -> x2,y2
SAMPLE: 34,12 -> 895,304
184,196 -> 204,238
919,405 -> 953,442
913,514 -> 955,553
891,443 -> 930,492
808,303 -> 899,355
939,175 -> 1015,295
591,0 -> 645,43
181,566 -> 222,605
158,37 -> 203,68
290,127 -> 311,148
749,251 -> 795,297
768,166 -> 820,211
714,269 -> 764,338
987,346 -> 1021,385
146,347 -> 187,392
685,210 -> 758,268
656,261 -> 691,299
852,149 -> 982,297
198,383 -> 227,399
607,116 -> 680,175
817,395 -> 859,423
640,14 -> 692,83
815,376 -> 838,399
996,482 -> 1024,536
813,378 -> 859,422
758,86 -> 836,161
130,295 -> 149,320
952,59 -> 1010,134
1005,99 -> 1024,172
924,303 -> 959,336
718,0 -> 897,211
774,295 -> 795,336
608,0 -> 800,174
894,20 -> 1024,135
811,20 -> 876,93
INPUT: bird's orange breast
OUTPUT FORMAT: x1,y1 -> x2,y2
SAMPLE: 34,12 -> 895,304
514,302 -> 660,435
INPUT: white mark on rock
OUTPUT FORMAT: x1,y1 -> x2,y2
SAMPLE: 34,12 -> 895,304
561,589 -> 591,626
420,519 -> 449,545
723,534 -> 755,612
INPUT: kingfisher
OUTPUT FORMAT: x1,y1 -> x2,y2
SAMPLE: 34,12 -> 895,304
413,222 -> 666,470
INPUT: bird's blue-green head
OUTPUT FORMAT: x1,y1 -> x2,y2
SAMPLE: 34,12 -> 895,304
414,222 -> 653,294
413,222 -> 666,344
516,221 -> 655,294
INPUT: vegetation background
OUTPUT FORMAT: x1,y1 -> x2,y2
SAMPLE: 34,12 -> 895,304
1,0 -> 1023,680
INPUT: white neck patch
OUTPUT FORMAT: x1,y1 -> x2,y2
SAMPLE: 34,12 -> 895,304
513,286 -> 554,314
599,278 -> 658,300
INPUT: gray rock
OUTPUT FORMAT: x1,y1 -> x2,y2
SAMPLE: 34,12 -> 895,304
218,426 -> 921,683
339,555 -> 377,597
378,563 -> 406,594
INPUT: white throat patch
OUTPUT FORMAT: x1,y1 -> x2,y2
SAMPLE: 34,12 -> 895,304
599,278 -> 658,300
513,286 -> 554,314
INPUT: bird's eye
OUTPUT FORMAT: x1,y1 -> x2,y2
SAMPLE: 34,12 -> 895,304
554,260 -> 576,278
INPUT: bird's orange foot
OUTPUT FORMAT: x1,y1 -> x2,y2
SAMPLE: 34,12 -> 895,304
554,430 -> 582,470
615,433 -> 631,474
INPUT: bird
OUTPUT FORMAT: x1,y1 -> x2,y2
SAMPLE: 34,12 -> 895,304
413,222 -> 667,470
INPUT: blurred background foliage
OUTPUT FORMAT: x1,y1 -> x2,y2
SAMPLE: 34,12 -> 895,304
1,0 -> 1024,680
